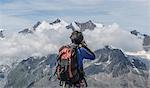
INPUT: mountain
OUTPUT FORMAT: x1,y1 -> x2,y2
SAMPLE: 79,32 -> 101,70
49,18 -> 61,25
130,30 -> 150,52
0,30 -> 5,38
85,46 -> 149,88
143,34 -> 150,52
131,30 -> 140,36
18,19 -> 68,34
0,65 -> 10,88
18,21 -> 41,34
66,23 -> 75,31
4,46 -> 150,88
33,21 -> 41,31
75,20 -> 96,31
18,28 -> 33,34
4,54 -> 57,88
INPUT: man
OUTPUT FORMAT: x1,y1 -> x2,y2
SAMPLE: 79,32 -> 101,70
69,30 -> 95,87
56,30 -> 95,88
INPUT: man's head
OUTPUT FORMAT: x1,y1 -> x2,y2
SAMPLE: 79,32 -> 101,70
70,31 -> 84,45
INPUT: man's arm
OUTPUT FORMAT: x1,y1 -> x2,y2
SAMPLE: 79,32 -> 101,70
78,45 -> 95,60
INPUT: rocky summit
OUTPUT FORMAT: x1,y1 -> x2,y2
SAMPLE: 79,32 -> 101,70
130,30 -> 150,52
18,28 -> 33,34
75,20 -> 96,31
0,30 -> 5,38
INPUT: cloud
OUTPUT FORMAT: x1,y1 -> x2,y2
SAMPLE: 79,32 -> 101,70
0,20 -> 72,65
83,23 -> 143,52
0,0 -> 148,65
0,21 -> 144,65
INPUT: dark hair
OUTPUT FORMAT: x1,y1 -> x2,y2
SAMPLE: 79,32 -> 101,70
70,31 -> 83,44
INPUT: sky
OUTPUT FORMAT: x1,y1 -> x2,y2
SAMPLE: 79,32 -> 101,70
0,0 -> 150,34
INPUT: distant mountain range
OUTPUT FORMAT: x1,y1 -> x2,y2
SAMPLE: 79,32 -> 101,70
17,19 -> 150,52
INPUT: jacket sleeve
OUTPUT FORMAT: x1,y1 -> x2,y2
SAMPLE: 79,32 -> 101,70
78,46 -> 95,60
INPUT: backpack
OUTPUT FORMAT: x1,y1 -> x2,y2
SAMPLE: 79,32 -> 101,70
56,45 -> 80,83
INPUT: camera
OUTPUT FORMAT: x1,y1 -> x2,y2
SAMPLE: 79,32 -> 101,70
70,31 -> 84,45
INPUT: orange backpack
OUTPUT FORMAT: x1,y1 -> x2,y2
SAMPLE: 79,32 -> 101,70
55,45 -> 88,87
56,45 -> 79,82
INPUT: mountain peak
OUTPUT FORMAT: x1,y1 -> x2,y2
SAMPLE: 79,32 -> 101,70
66,23 -> 75,31
130,30 -> 150,52
33,21 -> 41,31
49,18 -> 61,25
0,30 -> 5,38
75,20 -> 96,31
18,28 -> 33,34
130,30 -> 139,36
86,46 -> 149,78
143,35 -> 150,51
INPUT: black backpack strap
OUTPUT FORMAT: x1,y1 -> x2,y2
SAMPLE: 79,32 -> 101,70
83,77 -> 88,87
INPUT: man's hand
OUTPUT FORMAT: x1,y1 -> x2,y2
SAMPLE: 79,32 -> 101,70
80,41 -> 87,47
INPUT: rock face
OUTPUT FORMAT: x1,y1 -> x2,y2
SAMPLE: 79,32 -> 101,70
130,30 -> 150,52
50,19 -> 61,25
85,46 -> 132,77
4,46 -> 150,88
75,20 -> 96,31
85,46 -> 149,88
0,65 -> 10,88
18,28 -> 33,34
130,30 -> 140,36
0,65 -> 10,79
66,23 -> 75,31
4,54 -> 57,88
0,30 -> 4,38
33,21 -> 41,31
143,34 -> 150,52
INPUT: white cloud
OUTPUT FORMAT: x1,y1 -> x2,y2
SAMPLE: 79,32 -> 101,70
0,20 -> 72,65
0,0 -> 148,65
83,23 -> 143,52
0,20 -> 144,65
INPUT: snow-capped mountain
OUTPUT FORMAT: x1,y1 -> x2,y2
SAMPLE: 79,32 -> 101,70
49,18 -> 61,25
85,46 -> 149,88
33,21 -> 41,31
130,30 -> 150,52
18,18 -> 68,34
75,20 -> 96,31
4,54 -> 57,88
66,23 -> 76,31
18,28 -> 33,34
4,46 -> 150,88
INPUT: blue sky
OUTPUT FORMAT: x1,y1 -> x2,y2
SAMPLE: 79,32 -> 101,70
0,0 -> 149,34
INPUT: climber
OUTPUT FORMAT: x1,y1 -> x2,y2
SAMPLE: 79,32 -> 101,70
55,30 -> 95,88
